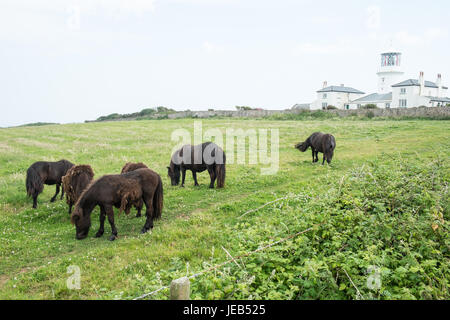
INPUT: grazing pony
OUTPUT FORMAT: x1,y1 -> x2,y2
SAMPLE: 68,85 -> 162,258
295,132 -> 336,165
120,162 -> 149,217
62,165 -> 94,214
71,168 -> 163,241
26,159 -> 74,208
167,142 -> 226,188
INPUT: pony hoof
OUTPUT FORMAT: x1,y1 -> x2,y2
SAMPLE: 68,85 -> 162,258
50,198 -> 56,203
108,235 -> 116,241
95,231 -> 104,238
141,227 -> 150,234
136,213 -> 141,218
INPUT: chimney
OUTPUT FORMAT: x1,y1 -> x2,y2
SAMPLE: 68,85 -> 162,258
436,74 -> 442,97
419,71 -> 425,96
323,81 -> 328,89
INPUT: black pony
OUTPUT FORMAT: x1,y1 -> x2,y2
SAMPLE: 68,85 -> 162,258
71,168 -> 163,241
295,132 -> 336,165
26,159 -> 74,208
168,142 -> 226,188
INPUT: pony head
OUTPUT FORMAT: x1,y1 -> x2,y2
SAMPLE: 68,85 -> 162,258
167,163 -> 180,186
71,206 -> 91,240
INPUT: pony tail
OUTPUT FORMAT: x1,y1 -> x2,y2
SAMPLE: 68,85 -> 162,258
26,167 -> 43,197
215,149 -> 226,188
295,141 -> 309,152
216,163 -> 226,188
61,173 -> 72,205
153,176 -> 163,220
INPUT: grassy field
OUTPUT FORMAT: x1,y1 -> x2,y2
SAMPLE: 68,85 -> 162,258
0,118 -> 449,300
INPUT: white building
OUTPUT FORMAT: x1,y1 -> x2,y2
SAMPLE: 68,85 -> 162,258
304,50 -> 450,110
310,82 -> 365,110
390,73 -> 449,108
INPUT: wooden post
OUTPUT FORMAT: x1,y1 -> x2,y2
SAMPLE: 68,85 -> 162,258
170,277 -> 190,300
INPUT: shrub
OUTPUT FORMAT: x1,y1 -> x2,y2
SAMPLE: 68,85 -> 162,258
236,106 -> 253,111
362,104 -> 378,109
326,105 -> 338,110
139,108 -> 156,116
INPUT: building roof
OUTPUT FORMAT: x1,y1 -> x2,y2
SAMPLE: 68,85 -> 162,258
351,92 -> 392,103
392,79 -> 448,89
317,86 -> 365,94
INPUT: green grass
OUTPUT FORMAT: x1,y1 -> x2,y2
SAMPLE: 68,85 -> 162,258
0,119 -> 449,299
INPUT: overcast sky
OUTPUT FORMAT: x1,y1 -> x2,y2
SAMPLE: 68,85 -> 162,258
1,0 -> 449,127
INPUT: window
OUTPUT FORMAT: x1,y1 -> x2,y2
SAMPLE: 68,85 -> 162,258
322,103 -> 328,109
345,105 -> 350,110
385,103 -> 391,108
400,88 -> 406,94
357,104 -> 361,109
323,93 -> 327,99
399,99 -> 407,107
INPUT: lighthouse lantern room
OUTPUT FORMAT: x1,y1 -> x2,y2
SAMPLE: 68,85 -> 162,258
377,51 -> 404,94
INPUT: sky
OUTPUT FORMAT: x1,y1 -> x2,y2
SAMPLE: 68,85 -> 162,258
0,0 -> 449,127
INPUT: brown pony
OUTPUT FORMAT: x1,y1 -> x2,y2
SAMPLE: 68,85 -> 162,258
62,165 -> 95,214
121,162 -> 148,174
26,159 -> 74,208
71,168 -> 163,241
168,142 -> 226,188
295,132 -> 336,165
120,162 -> 149,217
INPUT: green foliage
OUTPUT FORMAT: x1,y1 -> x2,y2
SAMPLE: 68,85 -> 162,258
326,105 -> 338,110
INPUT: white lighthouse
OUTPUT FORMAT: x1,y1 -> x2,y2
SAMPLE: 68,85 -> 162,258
376,51 -> 404,94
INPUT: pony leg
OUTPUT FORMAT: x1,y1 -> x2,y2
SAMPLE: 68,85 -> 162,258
192,171 -> 199,186
322,154 -> 325,165
60,186 -> 65,200
135,199 -> 143,218
50,184 -> 60,202
32,195 -> 38,209
315,151 -> 319,163
208,167 -> 216,189
105,206 -> 118,241
141,196 -> 154,234
181,168 -> 186,187
68,202 -> 73,214
95,206 -> 106,238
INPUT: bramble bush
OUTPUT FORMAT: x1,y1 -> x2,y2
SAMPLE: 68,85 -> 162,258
153,156 -> 449,300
